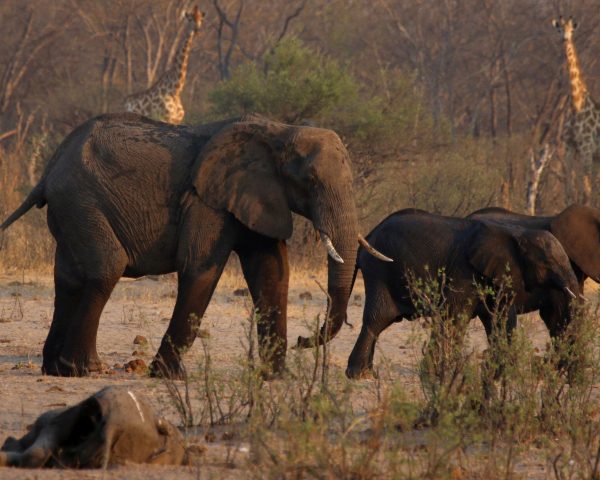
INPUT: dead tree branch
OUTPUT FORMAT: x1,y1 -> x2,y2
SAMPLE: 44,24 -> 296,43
213,0 -> 244,80
526,143 -> 553,215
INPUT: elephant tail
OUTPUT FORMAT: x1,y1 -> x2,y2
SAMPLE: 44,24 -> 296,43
0,181 -> 46,231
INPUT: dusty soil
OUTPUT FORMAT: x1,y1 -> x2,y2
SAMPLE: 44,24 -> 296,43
0,264 -> 585,478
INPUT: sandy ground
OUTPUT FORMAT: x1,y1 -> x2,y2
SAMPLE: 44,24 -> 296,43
0,263 -> 575,479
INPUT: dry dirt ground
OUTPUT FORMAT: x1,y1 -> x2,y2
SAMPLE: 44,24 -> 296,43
0,263 -> 590,479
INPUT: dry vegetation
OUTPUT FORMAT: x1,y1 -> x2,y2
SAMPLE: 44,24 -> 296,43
1,271 -> 599,478
1,0 -> 600,478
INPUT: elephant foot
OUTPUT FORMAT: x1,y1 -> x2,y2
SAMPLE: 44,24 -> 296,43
345,365 -> 377,380
259,361 -> 288,381
149,356 -> 185,380
42,354 -> 105,377
295,335 -> 320,349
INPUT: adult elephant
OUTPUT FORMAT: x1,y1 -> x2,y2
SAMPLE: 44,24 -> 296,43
1,112 -> 387,378
346,209 -> 579,379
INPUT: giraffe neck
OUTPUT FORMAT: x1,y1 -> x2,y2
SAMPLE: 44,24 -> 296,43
564,38 -> 589,113
170,28 -> 195,95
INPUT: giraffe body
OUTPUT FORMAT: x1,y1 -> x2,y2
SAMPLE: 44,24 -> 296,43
124,7 -> 204,124
553,16 -> 600,204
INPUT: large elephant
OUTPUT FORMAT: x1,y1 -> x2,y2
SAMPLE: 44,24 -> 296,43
346,209 -> 579,379
1,112 -> 386,378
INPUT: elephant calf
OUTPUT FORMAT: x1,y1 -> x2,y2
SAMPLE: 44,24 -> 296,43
0,387 -> 185,468
346,209 -> 579,379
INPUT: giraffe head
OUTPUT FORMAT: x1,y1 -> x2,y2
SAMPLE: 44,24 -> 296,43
184,6 -> 205,35
552,15 -> 578,42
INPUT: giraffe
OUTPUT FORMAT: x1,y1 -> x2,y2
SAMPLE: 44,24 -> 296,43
124,6 -> 205,124
553,16 -> 600,205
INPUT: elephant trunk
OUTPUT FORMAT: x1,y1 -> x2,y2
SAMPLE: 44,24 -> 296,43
296,187 -> 358,348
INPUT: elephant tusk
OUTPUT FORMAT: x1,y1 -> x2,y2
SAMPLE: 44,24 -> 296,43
564,287 -> 577,299
579,294 -> 589,302
358,234 -> 393,262
320,232 -> 344,264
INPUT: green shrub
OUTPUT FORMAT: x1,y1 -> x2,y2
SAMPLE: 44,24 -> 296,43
209,38 -> 359,125
208,37 -> 434,152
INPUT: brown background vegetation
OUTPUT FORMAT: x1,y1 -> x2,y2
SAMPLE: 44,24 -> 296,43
0,0 -> 599,269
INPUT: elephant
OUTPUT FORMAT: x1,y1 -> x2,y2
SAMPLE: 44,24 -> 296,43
1,112 -> 388,378
346,209 -> 579,379
468,204 -> 600,338
468,205 -> 600,286
0,387 -> 185,468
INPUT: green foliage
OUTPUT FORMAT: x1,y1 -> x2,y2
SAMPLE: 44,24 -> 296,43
208,37 -> 434,149
209,38 -> 359,124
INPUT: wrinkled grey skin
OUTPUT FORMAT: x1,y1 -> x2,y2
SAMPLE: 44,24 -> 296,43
469,204 -> 600,338
1,112 -> 360,378
0,387 -> 185,468
346,209 -> 579,379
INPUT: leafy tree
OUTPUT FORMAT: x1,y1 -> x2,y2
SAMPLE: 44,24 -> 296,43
209,37 -> 436,152
209,38 -> 359,124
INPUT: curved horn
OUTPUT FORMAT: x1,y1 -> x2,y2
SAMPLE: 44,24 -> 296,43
358,234 -> 393,262
564,287 -> 577,299
320,232 -> 344,264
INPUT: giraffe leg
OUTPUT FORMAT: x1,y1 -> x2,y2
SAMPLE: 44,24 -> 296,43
580,145 -> 594,206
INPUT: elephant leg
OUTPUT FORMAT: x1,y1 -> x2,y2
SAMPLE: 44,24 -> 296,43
540,294 -> 576,373
478,307 -> 517,381
44,208 -> 128,376
237,238 -> 289,376
346,284 -> 399,379
56,272 -> 124,376
42,245 -> 84,375
151,266 -> 229,378
479,305 -> 517,345
151,206 -> 236,379
540,296 -> 570,340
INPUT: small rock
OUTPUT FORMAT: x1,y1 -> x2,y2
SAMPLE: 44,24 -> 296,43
299,291 -> 312,301
124,359 -> 147,374
233,288 -> 249,297
12,361 -> 35,370
46,386 -> 64,393
0,339 -> 10,343
113,363 -> 123,370
132,350 -> 143,357
133,335 -> 148,346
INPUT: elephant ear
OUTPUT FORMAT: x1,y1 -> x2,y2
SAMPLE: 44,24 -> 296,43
190,122 -> 293,240
550,205 -> 600,280
467,223 -> 526,293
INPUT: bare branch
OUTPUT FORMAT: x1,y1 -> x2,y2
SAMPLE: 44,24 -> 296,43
275,0 -> 307,45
